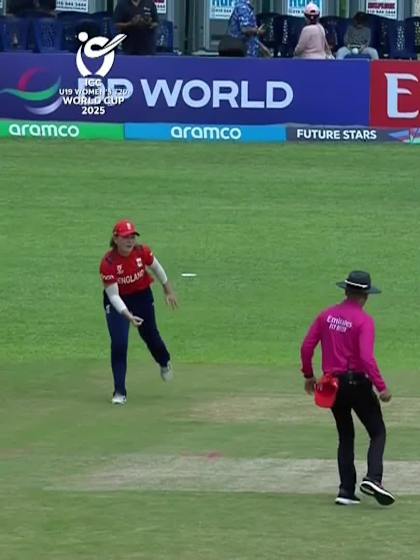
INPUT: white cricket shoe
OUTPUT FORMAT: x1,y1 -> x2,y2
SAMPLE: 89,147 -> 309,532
335,494 -> 361,506
160,362 -> 173,382
111,393 -> 127,405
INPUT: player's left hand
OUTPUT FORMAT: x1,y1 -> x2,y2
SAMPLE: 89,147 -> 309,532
165,291 -> 178,309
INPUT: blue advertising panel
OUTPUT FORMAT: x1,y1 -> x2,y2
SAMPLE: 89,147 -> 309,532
125,123 -> 287,142
0,54 -> 370,126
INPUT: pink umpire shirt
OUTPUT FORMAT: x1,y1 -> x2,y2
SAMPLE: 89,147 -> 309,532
300,299 -> 387,392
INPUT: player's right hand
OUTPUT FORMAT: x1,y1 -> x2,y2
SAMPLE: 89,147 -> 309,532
130,314 -> 144,327
304,377 -> 316,395
379,389 -> 392,403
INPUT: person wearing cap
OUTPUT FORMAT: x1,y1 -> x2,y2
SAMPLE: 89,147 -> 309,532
99,220 -> 177,405
294,3 -> 332,60
300,271 -> 395,507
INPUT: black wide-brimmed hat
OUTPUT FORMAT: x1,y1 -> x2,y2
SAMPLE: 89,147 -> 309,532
336,271 -> 381,294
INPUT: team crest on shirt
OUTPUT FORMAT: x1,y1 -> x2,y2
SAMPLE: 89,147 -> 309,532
117,264 -> 124,274
136,258 -> 143,268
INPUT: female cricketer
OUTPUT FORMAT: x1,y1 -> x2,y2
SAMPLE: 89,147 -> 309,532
99,219 -> 177,404
300,271 -> 395,507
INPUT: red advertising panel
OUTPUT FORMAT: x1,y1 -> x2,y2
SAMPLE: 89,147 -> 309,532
371,61 -> 420,128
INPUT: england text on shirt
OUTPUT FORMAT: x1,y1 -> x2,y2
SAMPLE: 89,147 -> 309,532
100,244 -> 155,295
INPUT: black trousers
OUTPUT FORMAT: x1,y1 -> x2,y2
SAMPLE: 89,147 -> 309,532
331,374 -> 386,496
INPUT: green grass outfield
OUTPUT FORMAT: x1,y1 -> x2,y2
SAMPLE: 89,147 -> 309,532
1,141 -> 420,559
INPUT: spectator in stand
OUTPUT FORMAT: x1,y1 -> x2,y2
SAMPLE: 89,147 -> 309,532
336,11 -> 379,60
227,0 -> 271,58
113,0 -> 159,55
294,3 -> 332,60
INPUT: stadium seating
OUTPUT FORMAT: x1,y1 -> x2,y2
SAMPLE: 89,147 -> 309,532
388,19 -> 417,59
33,17 -> 63,52
319,16 -> 348,53
0,16 -> 31,51
257,13 -> 356,57
0,9 -> 419,59
0,11 -> 176,54
96,16 -> 117,40
156,19 -> 174,53
272,15 -> 306,57
283,16 -> 306,56
59,17 -> 100,52
256,12 -> 281,56
272,15 -> 288,57
374,16 -> 391,57
260,12 -> 420,60
405,16 -> 420,54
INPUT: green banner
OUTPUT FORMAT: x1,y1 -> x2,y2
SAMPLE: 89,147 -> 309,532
0,120 -> 124,140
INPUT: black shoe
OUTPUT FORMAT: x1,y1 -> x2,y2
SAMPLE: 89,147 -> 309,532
335,494 -> 361,506
360,479 -> 395,506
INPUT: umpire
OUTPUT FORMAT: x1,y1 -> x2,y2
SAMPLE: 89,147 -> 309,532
300,271 -> 395,506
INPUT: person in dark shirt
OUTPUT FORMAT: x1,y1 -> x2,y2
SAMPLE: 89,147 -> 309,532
113,0 -> 158,55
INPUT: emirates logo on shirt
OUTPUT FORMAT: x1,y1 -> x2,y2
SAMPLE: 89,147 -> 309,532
327,315 -> 353,333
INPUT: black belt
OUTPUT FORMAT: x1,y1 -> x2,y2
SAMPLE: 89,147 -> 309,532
334,372 -> 371,385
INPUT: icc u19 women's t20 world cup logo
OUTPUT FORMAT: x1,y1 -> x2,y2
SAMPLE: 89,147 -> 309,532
59,32 -> 131,116
76,32 -> 126,77
0,32 -> 128,117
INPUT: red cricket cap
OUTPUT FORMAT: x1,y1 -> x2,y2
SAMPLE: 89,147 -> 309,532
113,220 -> 139,238
314,376 -> 339,408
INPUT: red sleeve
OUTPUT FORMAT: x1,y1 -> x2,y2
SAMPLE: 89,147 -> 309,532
99,256 -> 117,285
300,314 -> 322,378
141,245 -> 154,266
